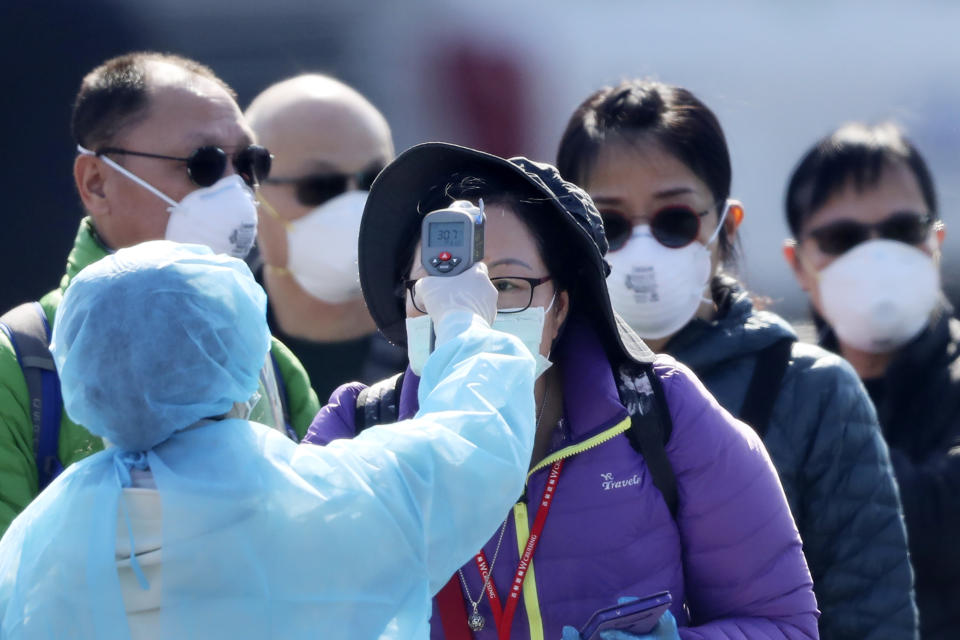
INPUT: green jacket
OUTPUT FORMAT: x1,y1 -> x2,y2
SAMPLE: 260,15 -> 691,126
0,219 -> 319,534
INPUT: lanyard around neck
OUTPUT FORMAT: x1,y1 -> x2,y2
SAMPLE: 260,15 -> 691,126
485,459 -> 564,640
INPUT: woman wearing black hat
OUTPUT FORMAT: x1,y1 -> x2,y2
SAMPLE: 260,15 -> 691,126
302,143 -> 817,639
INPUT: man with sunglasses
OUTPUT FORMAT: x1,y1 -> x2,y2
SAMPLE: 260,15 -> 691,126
785,122 -> 960,640
0,52 -> 319,536
245,74 -> 406,400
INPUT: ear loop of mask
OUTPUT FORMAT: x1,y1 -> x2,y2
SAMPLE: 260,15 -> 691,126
498,292 -> 558,367
255,192 -> 293,231
699,200 -> 732,304
498,292 -> 556,315
77,144 -> 178,207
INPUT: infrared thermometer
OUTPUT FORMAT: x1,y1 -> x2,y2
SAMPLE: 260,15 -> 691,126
420,199 -> 485,276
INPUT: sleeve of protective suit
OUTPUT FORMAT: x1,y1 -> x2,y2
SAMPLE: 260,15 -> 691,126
654,357 -> 820,640
787,349 -> 917,640
268,336 -> 320,438
318,309 -> 536,594
0,332 -> 38,536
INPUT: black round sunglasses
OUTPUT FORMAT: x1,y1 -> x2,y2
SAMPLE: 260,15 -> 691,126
602,205 -> 712,251
96,145 -> 272,188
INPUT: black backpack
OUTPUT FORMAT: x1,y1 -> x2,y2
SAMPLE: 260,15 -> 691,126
355,362 -> 681,518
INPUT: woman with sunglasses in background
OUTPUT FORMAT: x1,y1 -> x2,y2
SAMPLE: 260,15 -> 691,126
557,81 -> 917,640
784,122 -> 959,640
304,142 -> 818,639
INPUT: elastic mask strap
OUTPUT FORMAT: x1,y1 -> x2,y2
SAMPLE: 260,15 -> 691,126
706,200 -> 731,246
697,202 -> 731,304
113,449 -> 151,591
256,192 -> 292,230
497,293 -> 556,316
77,145 -> 178,207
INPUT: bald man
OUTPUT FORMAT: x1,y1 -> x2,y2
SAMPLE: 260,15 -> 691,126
245,74 -> 405,399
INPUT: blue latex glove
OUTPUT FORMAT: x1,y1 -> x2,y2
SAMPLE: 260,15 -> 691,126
561,609 -> 679,640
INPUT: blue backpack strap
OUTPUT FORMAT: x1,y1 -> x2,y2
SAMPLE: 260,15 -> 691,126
0,302 -> 64,491
268,350 -> 297,440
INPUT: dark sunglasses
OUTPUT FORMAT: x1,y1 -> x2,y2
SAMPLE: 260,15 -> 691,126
264,162 -> 384,207
96,145 -> 272,188
805,211 -> 934,256
603,205 -> 711,251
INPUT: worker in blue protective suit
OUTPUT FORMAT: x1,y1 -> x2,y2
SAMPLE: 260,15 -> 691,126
0,241 -> 536,640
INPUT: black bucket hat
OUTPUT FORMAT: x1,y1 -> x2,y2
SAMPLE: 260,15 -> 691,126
358,142 -> 653,365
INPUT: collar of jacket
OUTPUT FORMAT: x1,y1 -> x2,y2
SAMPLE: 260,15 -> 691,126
665,276 -> 796,373
874,300 -> 955,424
58,218 -> 111,293
396,314 -> 629,444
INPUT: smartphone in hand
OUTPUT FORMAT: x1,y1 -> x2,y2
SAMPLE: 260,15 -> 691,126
579,591 -> 672,640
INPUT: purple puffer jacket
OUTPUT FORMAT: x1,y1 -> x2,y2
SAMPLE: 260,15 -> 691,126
304,320 -> 818,639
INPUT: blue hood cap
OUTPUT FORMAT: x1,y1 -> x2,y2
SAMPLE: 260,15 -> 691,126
51,241 -> 270,451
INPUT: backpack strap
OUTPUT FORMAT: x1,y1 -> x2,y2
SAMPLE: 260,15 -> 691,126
0,302 -> 64,490
355,372 -> 405,433
618,363 -> 678,519
739,338 -> 794,439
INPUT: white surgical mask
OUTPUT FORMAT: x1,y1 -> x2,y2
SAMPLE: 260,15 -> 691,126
405,297 -> 554,378
77,145 -> 258,258
818,238 -> 939,353
606,203 -> 728,340
261,191 -> 366,303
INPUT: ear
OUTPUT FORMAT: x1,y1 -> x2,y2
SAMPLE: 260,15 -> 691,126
936,221 -> 946,247
782,239 -> 812,292
549,289 -> 571,339
74,154 -> 110,218
724,200 -> 744,236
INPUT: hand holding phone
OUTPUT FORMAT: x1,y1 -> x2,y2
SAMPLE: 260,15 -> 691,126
575,592 -> 674,640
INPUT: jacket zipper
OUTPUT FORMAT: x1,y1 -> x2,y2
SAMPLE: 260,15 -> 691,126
512,416 -> 632,640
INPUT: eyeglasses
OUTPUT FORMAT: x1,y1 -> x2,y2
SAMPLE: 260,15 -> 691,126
403,276 -> 552,314
805,211 -> 935,255
264,162 -> 384,207
95,145 -> 272,188
602,205 -> 711,251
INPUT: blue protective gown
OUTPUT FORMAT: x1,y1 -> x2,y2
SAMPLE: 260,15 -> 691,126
0,241 -> 535,639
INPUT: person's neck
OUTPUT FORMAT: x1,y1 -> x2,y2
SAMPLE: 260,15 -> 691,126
838,342 -> 895,380
529,368 -> 564,469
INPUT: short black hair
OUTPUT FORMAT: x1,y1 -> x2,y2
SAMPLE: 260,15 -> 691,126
556,79 -> 735,262
785,122 -> 937,237
71,51 -> 237,149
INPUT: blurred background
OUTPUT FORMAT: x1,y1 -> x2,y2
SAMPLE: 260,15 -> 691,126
3,0 -> 959,321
